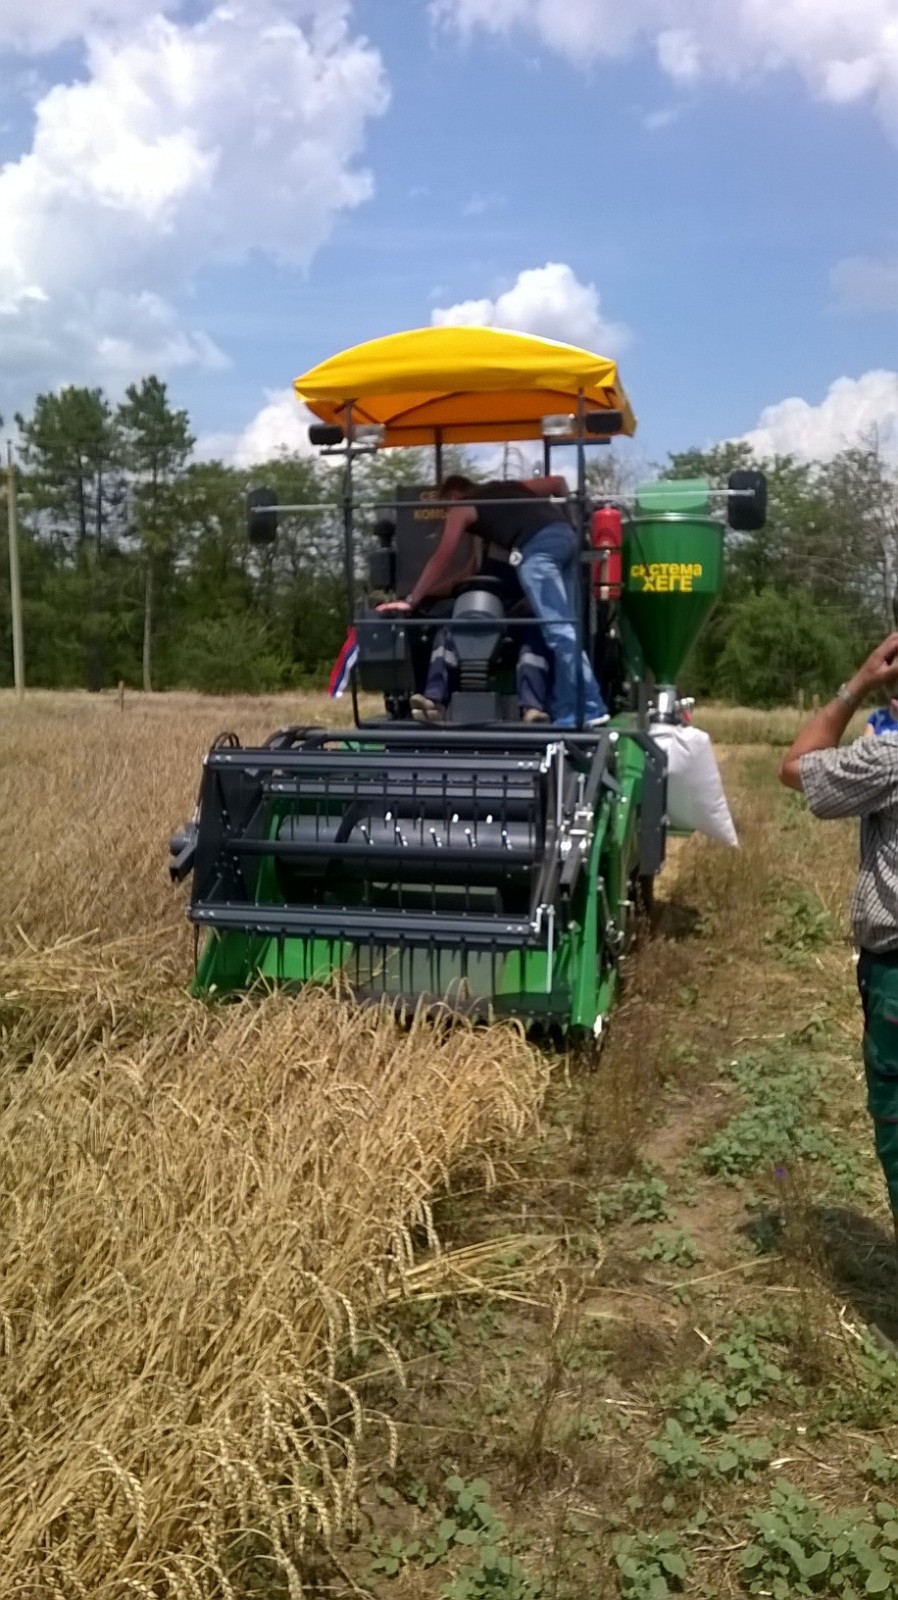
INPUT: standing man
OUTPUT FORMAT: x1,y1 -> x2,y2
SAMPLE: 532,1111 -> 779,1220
780,634 -> 898,1237
380,475 -> 608,729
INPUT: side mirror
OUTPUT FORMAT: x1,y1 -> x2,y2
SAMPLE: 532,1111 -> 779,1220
585,410 -> 624,438
247,486 -> 278,545
727,469 -> 768,533
308,424 -> 345,447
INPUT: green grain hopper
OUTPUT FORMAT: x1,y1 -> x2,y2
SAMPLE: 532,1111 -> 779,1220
623,480 -> 725,689
169,330 -> 765,1035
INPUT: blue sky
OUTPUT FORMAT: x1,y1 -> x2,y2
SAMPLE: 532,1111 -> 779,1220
2,0 -> 898,465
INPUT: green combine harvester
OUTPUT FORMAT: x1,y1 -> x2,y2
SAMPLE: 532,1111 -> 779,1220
170,327 -> 765,1035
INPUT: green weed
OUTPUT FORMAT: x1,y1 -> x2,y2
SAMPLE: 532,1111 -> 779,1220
594,1174 -> 671,1227
649,1418 -> 772,1483
367,1475 -> 542,1596
664,1316 -> 800,1436
665,1375 -> 738,1435
741,1480 -> 898,1597
819,1336 -> 898,1430
637,1230 -> 703,1268
441,1551 -> 541,1600
698,1048 -> 843,1181
614,1530 -> 691,1598
865,1447 -> 898,1487
765,886 -> 835,962
369,1534 -> 424,1577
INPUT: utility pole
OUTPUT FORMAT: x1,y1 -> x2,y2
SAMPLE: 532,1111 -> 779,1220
7,442 -> 25,699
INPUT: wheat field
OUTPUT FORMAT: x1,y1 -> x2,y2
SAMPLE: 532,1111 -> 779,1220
0,690 -> 549,1598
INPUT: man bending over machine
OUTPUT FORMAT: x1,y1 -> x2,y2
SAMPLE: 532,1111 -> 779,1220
379,474 -> 607,729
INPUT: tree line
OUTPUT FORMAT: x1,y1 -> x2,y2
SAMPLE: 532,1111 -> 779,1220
0,378 -> 894,704
667,440 -> 898,706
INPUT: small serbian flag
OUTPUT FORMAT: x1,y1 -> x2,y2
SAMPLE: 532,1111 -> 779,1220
329,627 -> 359,698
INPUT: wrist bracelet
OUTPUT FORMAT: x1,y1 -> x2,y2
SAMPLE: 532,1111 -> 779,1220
835,683 -> 859,709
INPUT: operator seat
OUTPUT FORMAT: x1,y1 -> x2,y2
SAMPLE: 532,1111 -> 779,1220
355,485 -> 534,722
446,577 -> 508,724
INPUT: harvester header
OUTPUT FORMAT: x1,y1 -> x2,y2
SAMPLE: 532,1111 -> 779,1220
171,327 -> 765,1035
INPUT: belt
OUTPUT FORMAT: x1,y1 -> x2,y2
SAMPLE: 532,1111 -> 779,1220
509,520 -> 571,566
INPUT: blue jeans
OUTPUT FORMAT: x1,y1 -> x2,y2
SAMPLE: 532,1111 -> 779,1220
425,624 -> 550,711
518,523 -> 607,725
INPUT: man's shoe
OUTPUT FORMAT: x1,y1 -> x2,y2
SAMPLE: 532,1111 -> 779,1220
411,694 -> 446,723
586,714 -> 611,728
522,707 -> 550,724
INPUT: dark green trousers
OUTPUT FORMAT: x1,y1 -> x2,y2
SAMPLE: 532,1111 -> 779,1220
857,950 -> 898,1214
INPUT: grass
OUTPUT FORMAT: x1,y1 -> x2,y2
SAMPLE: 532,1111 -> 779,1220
0,686 -> 892,1599
696,700 -> 869,748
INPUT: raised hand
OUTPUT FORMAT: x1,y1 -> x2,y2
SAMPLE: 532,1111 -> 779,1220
850,634 -> 898,696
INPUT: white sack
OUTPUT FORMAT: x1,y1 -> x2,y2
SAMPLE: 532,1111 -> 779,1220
650,724 -> 739,849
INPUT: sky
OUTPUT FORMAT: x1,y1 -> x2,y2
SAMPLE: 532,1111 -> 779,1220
2,0 -> 898,470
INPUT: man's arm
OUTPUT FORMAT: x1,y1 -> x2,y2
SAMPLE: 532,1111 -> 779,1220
522,475 -> 569,498
780,633 -> 898,796
779,698 -> 865,792
406,505 -> 477,608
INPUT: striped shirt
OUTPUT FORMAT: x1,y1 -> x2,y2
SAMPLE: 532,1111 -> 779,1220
800,738 -> 898,954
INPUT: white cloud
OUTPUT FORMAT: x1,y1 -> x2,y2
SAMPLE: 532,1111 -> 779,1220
433,0 -> 898,139
461,192 -> 507,217
0,1 -> 388,402
233,390 -> 319,467
0,0 -> 358,54
196,389 -> 320,466
831,255 -> 898,312
742,371 -> 898,461
656,28 -> 701,85
641,104 -> 684,133
0,0 -> 177,54
433,0 -> 637,63
432,262 -> 629,354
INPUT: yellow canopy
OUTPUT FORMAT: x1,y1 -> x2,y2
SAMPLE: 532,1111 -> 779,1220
294,325 -> 636,447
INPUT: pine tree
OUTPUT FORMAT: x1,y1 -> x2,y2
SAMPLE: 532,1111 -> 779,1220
15,387 -> 124,687
117,377 -> 194,691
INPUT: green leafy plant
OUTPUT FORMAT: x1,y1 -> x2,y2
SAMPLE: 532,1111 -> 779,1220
594,1174 -> 670,1227
393,1302 -> 460,1362
765,886 -> 835,960
637,1229 -> 703,1268
614,1530 -> 690,1598
698,1048 -> 840,1180
650,1418 -> 772,1483
865,1448 -> 898,1487
441,1551 -> 542,1600
821,1336 -> 898,1430
666,1375 -> 738,1435
367,1474 -> 537,1591
664,1316 -> 798,1437
421,1476 -> 505,1567
741,1481 -> 898,1597
717,1321 -> 795,1409
369,1534 -> 423,1577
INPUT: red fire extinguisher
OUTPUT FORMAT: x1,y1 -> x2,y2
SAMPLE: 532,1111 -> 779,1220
591,507 -> 622,600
